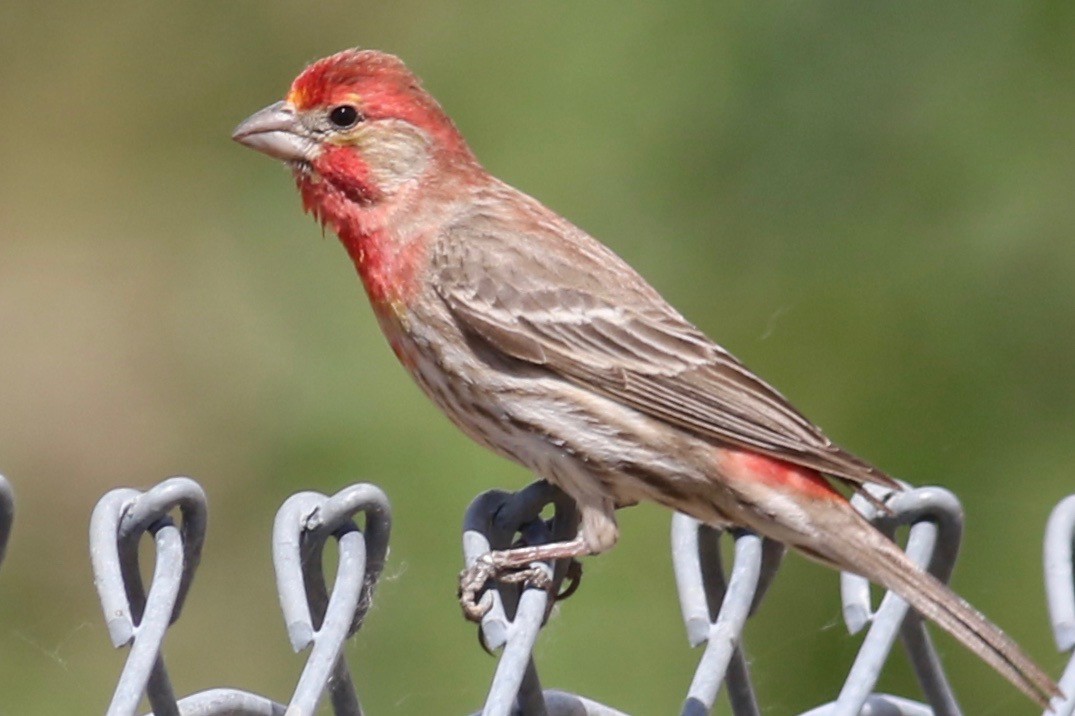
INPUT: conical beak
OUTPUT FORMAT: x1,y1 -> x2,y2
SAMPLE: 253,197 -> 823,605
232,101 -> 317,163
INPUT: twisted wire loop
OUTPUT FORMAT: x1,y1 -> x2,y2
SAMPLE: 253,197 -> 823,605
272,483 -> 391,716
90,478 -> 391,716
0,475 -> 12,570
90,477 -> 208,716
1043,496 -> 1075,716
462,480 -> 628,716
66,474 -> 1075,715
671,516 -> 785,716
802,484 -> 965,716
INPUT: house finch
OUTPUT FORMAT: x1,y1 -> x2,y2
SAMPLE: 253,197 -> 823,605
233,49 -> 1058,706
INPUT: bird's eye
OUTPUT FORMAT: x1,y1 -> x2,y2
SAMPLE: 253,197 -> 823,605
328,104 -> 362,129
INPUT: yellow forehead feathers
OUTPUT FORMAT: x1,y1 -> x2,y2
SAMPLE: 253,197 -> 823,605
286,86 -> 363,113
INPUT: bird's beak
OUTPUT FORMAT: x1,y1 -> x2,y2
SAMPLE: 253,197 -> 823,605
232,101 -> 317,163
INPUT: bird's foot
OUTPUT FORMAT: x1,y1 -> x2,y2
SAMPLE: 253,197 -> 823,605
459,554 -> 553,621
458,536 -> 589,621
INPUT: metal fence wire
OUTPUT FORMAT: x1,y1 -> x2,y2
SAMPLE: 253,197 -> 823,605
0,472 -> 1074,714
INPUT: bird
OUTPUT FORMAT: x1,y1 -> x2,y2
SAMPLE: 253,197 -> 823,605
233,48 -> 1059,707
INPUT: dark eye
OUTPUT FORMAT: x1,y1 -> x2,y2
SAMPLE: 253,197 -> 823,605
328,104 -> 362,129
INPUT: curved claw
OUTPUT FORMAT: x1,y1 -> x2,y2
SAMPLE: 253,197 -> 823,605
462,481 -> 599,715
459,553 -> 499,622
555,559 -> 584,603
459,550 -> 558,622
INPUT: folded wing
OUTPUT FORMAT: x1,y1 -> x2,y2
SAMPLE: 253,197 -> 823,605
432,207 -> 894,490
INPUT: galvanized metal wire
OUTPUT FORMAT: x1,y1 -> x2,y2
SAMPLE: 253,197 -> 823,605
461,482 -> 626,716
88,478 -> 389,716
456,480 -> 1063,716
1043,496 -> 1075,716
804,483 -> 963,716
0,471 -> 1067,714
0,475 -> 12,571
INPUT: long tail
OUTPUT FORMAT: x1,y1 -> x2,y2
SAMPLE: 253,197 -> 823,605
710,448 -> 1058,705
818,511 -> 1060,708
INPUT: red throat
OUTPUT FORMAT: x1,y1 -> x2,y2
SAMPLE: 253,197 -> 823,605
296,166 -> 423,308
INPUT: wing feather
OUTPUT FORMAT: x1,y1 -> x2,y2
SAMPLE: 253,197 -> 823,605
432,201 -> 894,489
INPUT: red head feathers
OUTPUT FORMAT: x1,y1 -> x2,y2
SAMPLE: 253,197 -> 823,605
288,49 -> 467,155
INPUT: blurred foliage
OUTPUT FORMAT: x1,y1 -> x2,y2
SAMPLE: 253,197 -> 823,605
1,2 -> 1074,714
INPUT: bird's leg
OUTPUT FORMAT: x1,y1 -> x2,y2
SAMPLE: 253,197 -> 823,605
459,536 -> 590,621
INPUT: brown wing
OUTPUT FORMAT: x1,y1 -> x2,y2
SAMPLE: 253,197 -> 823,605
432,198 -> 895,490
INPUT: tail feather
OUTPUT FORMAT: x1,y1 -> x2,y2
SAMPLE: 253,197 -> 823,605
826,521 -> 1060,708
714,447 -> 1058,706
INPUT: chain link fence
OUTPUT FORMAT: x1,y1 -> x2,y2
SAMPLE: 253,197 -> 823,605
0,472 -> 1073,715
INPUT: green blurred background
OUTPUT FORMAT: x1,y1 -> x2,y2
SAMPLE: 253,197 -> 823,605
2,2 -> 1074,713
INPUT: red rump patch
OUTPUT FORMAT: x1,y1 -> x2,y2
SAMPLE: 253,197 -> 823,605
724,449 -> 843,501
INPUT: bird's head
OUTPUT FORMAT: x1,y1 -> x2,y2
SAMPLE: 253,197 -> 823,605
233,49 -> 474,228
